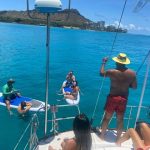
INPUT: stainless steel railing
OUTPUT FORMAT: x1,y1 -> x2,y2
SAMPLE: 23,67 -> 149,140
48,104 -> 80,135
104,105 -> 150,130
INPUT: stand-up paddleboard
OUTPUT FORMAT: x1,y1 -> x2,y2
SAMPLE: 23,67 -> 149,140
62,87 -> 80,105
0,93 -> 47,112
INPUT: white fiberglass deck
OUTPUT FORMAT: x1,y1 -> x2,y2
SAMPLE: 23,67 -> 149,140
37,130 -> 133,150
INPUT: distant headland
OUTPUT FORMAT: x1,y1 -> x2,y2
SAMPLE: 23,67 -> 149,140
0,9 -> 127,33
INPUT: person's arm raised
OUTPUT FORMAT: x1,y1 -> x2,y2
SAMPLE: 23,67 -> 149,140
100,57 -> 108,76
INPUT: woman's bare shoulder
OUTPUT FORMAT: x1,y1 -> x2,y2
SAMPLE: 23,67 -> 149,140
64,138 -> 76,146
61,138 -> 76,150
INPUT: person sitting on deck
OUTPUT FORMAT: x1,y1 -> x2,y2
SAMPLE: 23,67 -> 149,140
48,113 -> 92,150
116,122 -> 150,150
17,101 -> 32,116
2,79 -> 21,115
64,81 -> 79,100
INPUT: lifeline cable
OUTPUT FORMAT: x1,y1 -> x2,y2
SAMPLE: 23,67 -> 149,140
14,114 -> 39,150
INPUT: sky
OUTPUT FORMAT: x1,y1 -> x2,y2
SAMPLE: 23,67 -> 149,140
0,0 -> 150,35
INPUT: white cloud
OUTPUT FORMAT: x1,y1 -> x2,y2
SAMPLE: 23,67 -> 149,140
127,24 -> 150,32
111,21 -> 150,33
112,21 -> 124,28
128,24 -> 136,30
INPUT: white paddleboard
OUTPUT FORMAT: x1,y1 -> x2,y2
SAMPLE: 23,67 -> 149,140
62,88 -> 80,105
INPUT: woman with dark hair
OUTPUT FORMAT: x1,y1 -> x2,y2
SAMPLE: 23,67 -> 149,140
72,113 -> 92,150
49,113 -> 92,150
17,101 -> 32,115
61,114 -> 92,150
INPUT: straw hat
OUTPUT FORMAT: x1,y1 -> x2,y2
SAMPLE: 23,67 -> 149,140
112,53 -> 130,64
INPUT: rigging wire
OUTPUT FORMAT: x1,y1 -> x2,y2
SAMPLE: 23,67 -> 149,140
134,52 -> 150,128
109,0 -> 128,57
90,0 -> 128,125
136,50 -> 150,75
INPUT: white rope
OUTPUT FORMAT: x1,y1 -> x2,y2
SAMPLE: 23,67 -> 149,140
134,53 -> 150,128
91,76 -> 106,122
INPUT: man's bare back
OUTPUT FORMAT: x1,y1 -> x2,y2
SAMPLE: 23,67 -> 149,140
106,68 -> 137,97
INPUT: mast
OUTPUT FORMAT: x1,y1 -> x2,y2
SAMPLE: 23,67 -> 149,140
44,13 -> 50,135
34,0 -> 62,136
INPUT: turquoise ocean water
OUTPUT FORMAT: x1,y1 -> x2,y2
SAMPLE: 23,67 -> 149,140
0,22 -> 150,149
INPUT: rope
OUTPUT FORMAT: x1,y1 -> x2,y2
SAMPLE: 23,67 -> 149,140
90,77 -> 105,124
109,0 -> 128,56
90,0 -> 128,125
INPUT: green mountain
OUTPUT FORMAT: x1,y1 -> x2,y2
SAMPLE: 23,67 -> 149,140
0,9 -> 127,33
0,9 -> 91,28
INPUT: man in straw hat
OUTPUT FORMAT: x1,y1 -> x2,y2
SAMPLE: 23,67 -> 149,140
99,53 -> 137,141
2,79 -> 21,115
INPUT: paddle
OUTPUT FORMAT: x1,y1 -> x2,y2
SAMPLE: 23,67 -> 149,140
57,93 -> 64,96
56,99 -> 64,102
12,89 -> 20,93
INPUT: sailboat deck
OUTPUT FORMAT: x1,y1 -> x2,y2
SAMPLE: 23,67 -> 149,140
38,130 -> 133,150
